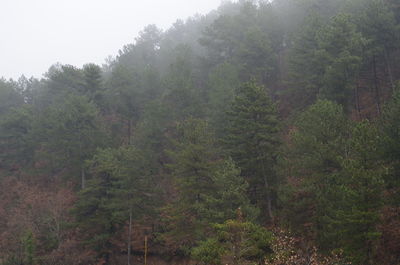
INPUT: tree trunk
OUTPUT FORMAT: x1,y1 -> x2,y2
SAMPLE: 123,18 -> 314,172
261,163 -> 274,220
128,209 -> 132,265
384,48 -> 395,92
373,56 -> 381,115
81,166 -> 85,190
355,83 -> 361,119
128,118 -> 133,145
144,235 -> 148,265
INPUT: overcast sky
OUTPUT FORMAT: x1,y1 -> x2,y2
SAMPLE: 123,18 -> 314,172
0,0 -> 223,80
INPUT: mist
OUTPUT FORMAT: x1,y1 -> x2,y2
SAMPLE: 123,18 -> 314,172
0,0 -> 222,79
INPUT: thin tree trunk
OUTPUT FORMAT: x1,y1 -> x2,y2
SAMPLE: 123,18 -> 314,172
261,163 -> 274,220
128,118 -> 133,145
78,129 -> 85,189
373,56 -> 381,115
144,235 -> 148,265
128,209 -> 132,265
81,166 -> 85,190
355,83 -> 361,119
384,48 -> 395,92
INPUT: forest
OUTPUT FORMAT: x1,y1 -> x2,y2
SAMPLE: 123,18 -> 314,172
1,0 -> 400,264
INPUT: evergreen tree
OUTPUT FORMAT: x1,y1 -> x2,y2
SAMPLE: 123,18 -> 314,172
317,13 -> 366,107
287,13 -> 325,108
225,81 -> 279,220
163,118 -> 256,252
0,79 -> 24,115
278,100 -> 348,240
381,88 -> 400,203
336,121 -> 384,264
33,94 -> 106,186
207,62 -> 240,139
83,63 -> 105,107
73,149 -> 119,263
74,146 -> 153,264
0,105 -> 34,170
192,218 -> 273,265
358,0 -> 399,90
279,100 -> 384,264
161,45 -> 203,121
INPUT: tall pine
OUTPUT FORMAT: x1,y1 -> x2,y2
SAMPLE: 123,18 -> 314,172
225,81 -> 279,220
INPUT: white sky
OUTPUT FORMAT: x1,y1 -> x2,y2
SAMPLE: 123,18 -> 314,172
0,0 -> 223,80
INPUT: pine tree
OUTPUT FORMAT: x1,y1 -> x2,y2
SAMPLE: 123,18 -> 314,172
73,146 -> 153,264
317,13 -> 366,108
33,94 -> 106,186
287,13 -> 325,108
381,88 -> 400,204
73,148 -> 118,263
337,121 -> 384,264
225,81 -> 279,220
163,118 -> 256,252
279,100 -> 349,245
0,105 -> 34,170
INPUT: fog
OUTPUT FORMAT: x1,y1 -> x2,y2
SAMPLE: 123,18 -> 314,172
0,0 -> 223,80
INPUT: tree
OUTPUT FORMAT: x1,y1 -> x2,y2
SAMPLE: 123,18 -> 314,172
161,45 -> 203,122
279,100 -> 384,264
380,88 -> 400,203
73,149 -> 118,263
336,121 -> 384,264
33,94 -> 106,187
0,79 -> 24,115
317,13 -> 366,108
287,13 -> 325,108
200,1 -> 280,86
225,81 -> 280,220
74,146 -> 153,264
192,218 -> 273,265
106,146 -> 154,265
207,63 -> 240,139
279,100 -> 349,244
162,118 -> 257,252
358,0 -> 399,90
0,105 -> 34,170
82,63 -> 105,107
43,64 -> 85,99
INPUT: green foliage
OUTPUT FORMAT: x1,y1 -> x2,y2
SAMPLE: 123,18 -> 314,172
191,238 -> 225,265
192,219 -> 273,265
335,121 -> 384,263
22,231 -> 36,265
280,100 -> 384,264
1,0 -> 400,263
161,45 -> 204,121
73,145 -> 153,260
163,118 -> 257,251
317,14 -> 366,107
43,64 -> 85,103
201,1 -> 281,85
287,13 -> 325,108
207,62 -> 240,138
225,80 -> 279,219
33,94 -> 106,179
357,0 -> 398,54
381,88 -> 400,202
288,12 -> 366,109
279,99 -> 349,239
0,79 -> 24,115
0,105 -> 34,169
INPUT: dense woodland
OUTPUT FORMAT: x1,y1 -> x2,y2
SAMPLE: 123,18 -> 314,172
1,0 -> 400,264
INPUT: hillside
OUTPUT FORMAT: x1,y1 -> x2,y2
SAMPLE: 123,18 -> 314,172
1,0 -> 400,264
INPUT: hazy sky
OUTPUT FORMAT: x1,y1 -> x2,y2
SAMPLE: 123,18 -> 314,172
0,0 -> 223,80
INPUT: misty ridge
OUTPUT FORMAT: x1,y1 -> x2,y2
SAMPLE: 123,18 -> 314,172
1,0 -> 400,265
